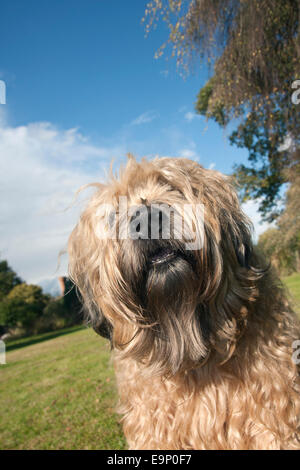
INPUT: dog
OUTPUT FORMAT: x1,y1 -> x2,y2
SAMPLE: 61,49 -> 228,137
68,155 -> 300,449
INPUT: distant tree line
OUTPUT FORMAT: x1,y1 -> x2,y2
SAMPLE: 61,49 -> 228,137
0,259 -> 83,338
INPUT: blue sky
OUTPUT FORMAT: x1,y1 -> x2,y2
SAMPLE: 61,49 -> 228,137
0,0 -> 269,291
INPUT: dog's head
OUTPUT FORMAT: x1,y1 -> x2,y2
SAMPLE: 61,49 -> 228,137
68,155 -> 263,376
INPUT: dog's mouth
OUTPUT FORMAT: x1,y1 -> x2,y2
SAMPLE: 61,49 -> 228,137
150,247 -> 178,265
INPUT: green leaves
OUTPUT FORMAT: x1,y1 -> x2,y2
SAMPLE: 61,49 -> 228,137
0,283 -> 50,330
196,79 -> 227,126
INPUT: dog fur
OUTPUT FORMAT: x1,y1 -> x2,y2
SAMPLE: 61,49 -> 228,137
68,155 -> 300,449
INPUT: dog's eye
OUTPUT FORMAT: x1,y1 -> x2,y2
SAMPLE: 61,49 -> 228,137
192,187 -> 199,198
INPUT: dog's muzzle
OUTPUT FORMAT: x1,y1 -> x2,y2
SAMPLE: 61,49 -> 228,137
129,204 -> 183,265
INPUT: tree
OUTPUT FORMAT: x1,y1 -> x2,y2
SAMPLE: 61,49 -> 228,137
0,283 -> 50,331
257,228 -> 286,272
39,298 -> 69,332
0,259 -> 22,301
277,165 -> 300,271
196,81 -> 300,221
0,298 -> 35,330
257,165 -> 300,273
7,283 -> 50,308
39,277 -> 83,333
144,0 -> 300,220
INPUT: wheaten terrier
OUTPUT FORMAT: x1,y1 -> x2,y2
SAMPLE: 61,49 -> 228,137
68,155 -> 300,449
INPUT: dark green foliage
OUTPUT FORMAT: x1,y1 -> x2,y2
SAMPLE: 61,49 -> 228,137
0,283 -> 50,332
0,260 -> 22,302
0,298 -> 29,329
0,257 -> 84,336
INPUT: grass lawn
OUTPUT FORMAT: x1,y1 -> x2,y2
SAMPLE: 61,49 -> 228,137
0,326 -> 126,450
282,272 -> 300,316
1,272 -> 299,450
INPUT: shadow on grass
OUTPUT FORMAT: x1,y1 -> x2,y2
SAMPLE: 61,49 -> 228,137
5,325 -> 87,352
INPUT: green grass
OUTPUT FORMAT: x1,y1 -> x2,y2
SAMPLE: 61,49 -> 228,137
1,272 -> 299,450
282,272 -> 300,316
0,326 -> 126,450
5,325 -> 86,351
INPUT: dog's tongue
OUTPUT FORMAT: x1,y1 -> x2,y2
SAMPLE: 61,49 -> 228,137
150,247 -> 176,265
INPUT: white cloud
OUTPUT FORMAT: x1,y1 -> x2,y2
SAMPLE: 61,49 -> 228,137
130,110 -> 159,126
184,111 -> 199,122
0,119 -> 125,285
179,148 -> 197,159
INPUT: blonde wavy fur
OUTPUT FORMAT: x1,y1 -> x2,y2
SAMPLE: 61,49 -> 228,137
68,155 -> 300,449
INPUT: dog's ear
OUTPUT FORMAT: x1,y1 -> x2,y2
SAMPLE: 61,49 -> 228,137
84,299 -> 114,345
93,312 -> 113,343
233,234 -> 252,269
80,284 -> 114,344
221,211 -> 253,269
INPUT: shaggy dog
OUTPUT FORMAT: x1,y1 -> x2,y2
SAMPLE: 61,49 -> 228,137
68,155 -> 300,450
